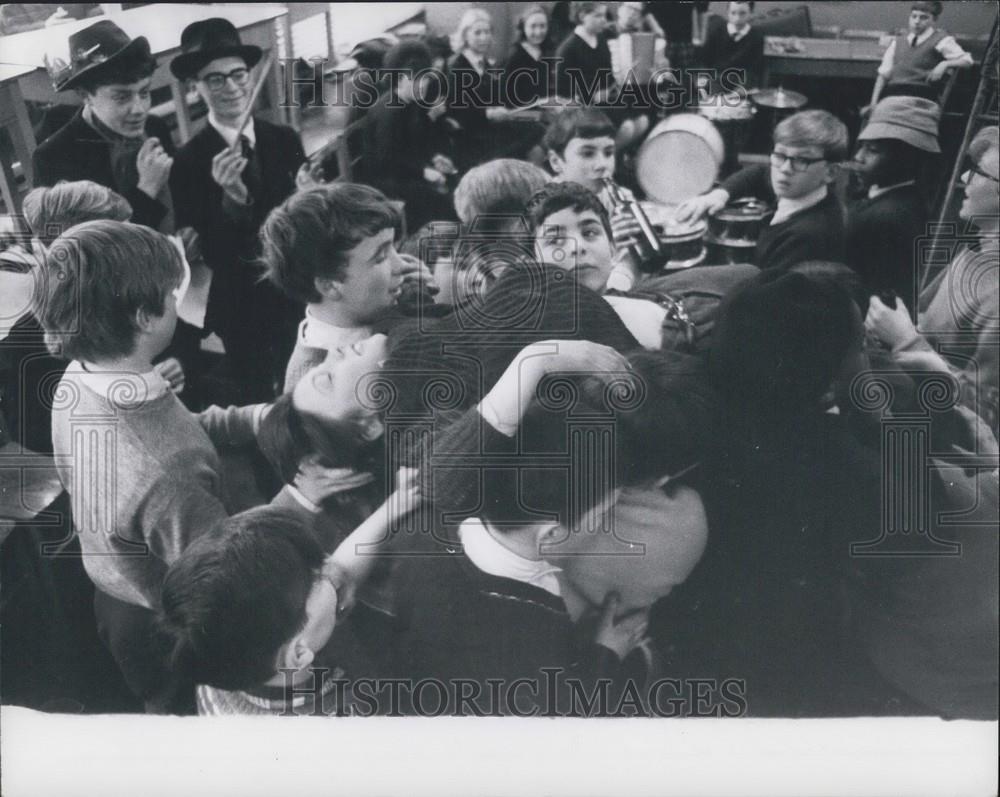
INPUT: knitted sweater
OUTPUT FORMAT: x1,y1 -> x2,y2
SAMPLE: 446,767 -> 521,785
50,363 -> 290,608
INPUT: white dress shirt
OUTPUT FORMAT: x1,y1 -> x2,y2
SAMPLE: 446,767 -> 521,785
877,27 -> 972,78
458,517 -> 564,597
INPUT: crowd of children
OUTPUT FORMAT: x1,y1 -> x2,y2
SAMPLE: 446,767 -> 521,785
1,2 -> 996,720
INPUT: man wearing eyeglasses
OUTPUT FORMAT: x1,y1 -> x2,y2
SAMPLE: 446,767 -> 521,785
169,18 -> 305,403
676,109 -> 849,271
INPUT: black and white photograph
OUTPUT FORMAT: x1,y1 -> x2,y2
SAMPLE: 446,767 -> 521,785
0,1 -> 997,795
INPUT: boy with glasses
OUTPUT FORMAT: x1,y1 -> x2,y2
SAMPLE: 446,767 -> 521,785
676,109 -> 849,271
169,18 -> 306,403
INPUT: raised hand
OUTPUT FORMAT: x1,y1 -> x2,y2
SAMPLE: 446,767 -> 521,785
136,137 -> 173,198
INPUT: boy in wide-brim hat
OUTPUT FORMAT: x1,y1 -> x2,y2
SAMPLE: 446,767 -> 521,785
33,19 -> 175,232
846,95 -> 942,309
168,17 -> 305,404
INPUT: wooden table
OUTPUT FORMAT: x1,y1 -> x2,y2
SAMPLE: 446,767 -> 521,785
763,36 -> 886,83
0,63 -> 37,213
0,4 -> 295,144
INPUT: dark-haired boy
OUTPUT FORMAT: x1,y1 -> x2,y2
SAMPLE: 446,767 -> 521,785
542,107 -> 648,282
161,479 -> 416,716
169,18 -> 306,402
871,1 -> 972,105
33,20 -> 175,232
259,183 -> 407,393
39,220 -> 335,711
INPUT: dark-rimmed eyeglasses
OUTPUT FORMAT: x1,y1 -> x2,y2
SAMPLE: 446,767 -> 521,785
965,162 -> 1000,184
770,150 -> 827,173
198,68 -> 250,92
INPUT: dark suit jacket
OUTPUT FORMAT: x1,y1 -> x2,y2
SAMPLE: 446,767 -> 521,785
32,109 -> 176,230
168,118 -> 304,337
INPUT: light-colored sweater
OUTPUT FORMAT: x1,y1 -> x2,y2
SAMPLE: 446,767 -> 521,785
51,362 -> 277,608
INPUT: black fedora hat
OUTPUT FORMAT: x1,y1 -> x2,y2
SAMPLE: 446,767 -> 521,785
46,19 -> 153,92
170,18 -> 262,80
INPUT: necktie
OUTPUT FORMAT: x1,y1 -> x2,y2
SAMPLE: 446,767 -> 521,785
910,34 -> 918,47
240,135 -> 262,200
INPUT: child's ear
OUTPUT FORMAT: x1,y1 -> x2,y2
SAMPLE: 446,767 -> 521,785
823,161 -> 840,185
548,150 -> 565,176
314,276 -> 343,301
134,307 -> 156,333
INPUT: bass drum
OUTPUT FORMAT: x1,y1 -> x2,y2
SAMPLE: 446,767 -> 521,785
635,114 -> 724,206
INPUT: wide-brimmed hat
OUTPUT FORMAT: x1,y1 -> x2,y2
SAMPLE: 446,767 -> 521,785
859,96 -> 941,153
46,19 -> 152,92
170,18 -> 262,80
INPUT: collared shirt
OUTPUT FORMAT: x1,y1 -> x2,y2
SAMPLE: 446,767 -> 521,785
458,517 -> 564,597
771,185 -> 828,226
297,306 -> 371,353
207,112 -> 256,149
877,27 -> 971,77
868,179 -> 917,200
69,360 -> 172,406
727,23 -> 751,41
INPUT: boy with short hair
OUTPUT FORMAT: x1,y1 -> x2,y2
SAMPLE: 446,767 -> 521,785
698,1 -> 765,93
169,18 -> 306,402
161,479 -> 416,716
871,1 -> 972,105
34,20 -> 174,232
38,220 -> 331,711
542,107 -> 645,280
675,109 -> 849,271
259,184 -> 407,393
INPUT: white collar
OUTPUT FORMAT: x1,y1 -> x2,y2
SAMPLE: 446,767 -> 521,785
208,112 -> 256,149
868,179 -> 916,200
727,23 -> 751,41
459,518 -> 563,597
298,307 -> 371,352
574,25 -> 599,48
772,185 -> 828,225
908,27 -> 935,46
65,359 -> 171,406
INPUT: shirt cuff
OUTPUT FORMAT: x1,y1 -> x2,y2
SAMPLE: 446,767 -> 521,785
286,485 -> 322,514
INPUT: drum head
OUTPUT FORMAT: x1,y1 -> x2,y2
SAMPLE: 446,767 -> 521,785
636,114 -> 724,205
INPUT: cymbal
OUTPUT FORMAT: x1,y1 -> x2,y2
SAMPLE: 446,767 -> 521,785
750,87 -> 808,109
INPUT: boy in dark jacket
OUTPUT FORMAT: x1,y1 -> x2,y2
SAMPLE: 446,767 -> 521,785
847,96 -> 941,310
168,18 -> 305,403
676,109 -> 849,271
33,20 -> 174,233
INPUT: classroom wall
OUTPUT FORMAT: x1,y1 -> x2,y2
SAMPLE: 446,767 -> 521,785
705,1 -> 997,38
